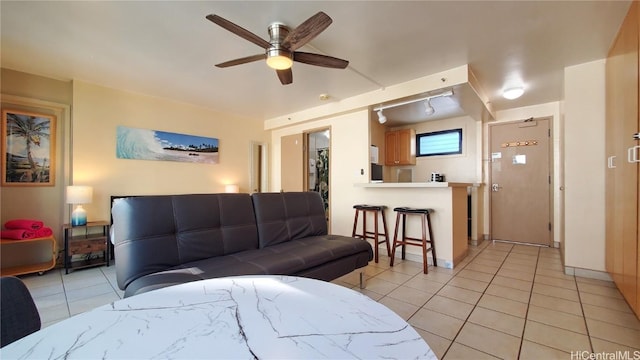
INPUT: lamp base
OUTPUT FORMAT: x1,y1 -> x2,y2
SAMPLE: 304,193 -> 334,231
71,205 -> 87,226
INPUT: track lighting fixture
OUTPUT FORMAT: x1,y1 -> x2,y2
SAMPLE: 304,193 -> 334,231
373,89 -> 453,118
424,99 -> 435,116
377,110 -> 387,124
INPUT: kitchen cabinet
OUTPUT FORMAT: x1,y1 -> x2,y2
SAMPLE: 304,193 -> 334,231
605,1 -> 639,317
385,129 -> 416,166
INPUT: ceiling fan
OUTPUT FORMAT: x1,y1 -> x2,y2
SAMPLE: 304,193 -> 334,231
206,12 -> 349,85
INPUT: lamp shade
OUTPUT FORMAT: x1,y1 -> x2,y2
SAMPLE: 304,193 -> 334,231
225,184 -> 239,193
66,186 -> 93,204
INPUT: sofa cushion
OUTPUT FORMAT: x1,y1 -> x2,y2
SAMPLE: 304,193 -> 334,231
252,192 -> 328,248
123,268 -> 204,298
195,235 -> 371,277
112,193 -> 259,291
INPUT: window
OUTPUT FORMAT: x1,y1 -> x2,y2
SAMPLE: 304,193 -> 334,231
416,128 -> 462,157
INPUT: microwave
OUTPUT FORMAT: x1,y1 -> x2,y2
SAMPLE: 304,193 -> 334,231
371,163 -> 383,182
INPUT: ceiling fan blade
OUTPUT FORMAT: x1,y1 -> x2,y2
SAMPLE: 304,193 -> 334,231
277,69 -> 293,85
282,12 -> 332,51
206,14 -> 271,49
215,54 -> 266,68
293,52 -> 349,69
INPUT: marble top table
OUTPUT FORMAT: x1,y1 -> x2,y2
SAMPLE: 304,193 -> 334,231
1,275 -> 436,359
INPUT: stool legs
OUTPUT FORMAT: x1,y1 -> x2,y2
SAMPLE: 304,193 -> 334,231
390,211 -> 436,274
380,211 -> 391,260
426,212 -> 437,267
390,212 -> 401,268
351,210 -> 360,238
352,208 -> 390,263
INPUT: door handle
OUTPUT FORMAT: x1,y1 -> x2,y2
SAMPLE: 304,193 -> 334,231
607,155 -> 616,169
628,146 -> 640,163
491,183 -> 502,192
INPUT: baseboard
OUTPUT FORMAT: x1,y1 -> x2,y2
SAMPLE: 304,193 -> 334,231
564,266 -> 612,282
384,246 -> 464,270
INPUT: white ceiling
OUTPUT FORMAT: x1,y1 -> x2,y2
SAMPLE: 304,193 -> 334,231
0,1 -> 631,123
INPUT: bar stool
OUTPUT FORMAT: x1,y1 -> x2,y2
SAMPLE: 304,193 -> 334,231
352,205 -> 391,263
390,207 -> 437,274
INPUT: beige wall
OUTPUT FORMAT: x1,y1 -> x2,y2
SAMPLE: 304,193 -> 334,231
392,115 -> 480,183
271,109 -> 370,236
562,59 -> 606,273
1,69 -> 72,243
71,81 -> 268,222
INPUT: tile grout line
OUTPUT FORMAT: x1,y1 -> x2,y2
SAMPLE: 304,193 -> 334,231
515,245 -> 540,360
574,272 -> 595,353
439,241 -> 514,359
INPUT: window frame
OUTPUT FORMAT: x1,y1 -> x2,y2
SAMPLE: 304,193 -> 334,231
416,128 -> 463,157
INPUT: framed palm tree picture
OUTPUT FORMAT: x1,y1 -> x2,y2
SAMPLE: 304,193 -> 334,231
2,110 -> 56,186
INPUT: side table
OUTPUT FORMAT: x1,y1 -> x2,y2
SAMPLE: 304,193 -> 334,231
0,236 -> 57,276
63,221 -> 110,274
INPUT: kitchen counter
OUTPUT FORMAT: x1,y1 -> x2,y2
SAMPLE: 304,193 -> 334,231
353,182 -> 479,268
355,182 -> 475,188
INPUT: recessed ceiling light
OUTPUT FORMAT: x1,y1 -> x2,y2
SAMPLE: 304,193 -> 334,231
503,87 -> 524,100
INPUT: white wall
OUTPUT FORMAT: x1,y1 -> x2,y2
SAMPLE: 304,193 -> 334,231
271,109 -> 370,236
562,59 -> 606,272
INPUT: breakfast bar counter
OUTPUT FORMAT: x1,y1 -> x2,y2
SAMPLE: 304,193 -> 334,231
354,182 -> 474,268
355,182 -> 473,189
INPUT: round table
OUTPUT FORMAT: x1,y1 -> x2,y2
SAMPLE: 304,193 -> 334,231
1,275 -> 436,359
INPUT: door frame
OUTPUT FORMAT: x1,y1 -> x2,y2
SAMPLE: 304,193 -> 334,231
488,116 -> 554,246
249,141 -> 268,193
304,127 -> 332,228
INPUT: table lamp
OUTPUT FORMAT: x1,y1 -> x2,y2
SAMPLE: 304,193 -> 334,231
225,184 -> 239,193
66,185 -> 93,226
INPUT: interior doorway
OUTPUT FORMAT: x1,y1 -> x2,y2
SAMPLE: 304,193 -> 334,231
249,141 -> 268,193
306,129 -> 331,221
489,117 -> 552,246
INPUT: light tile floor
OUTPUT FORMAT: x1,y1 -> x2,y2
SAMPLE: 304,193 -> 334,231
19,241 -> 640,359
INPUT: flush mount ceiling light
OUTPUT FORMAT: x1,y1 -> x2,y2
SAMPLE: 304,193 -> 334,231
265,46 -> 293,70
503,87 -> 524,100
377,110 -> 388,124
373,89 -> 453,118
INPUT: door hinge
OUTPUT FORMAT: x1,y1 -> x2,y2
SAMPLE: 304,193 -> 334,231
548,175 -> 551,184
549,223 -> 552,231
548,129 -> 551,137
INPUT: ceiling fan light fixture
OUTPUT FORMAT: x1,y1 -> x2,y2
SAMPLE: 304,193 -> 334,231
266,48 -> 293,70
424,99 -> 435,116
503,87 -> 524,100
377,110 -> 387,124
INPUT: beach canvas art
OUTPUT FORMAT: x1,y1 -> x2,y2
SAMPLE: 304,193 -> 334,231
116,126 -> 219,164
